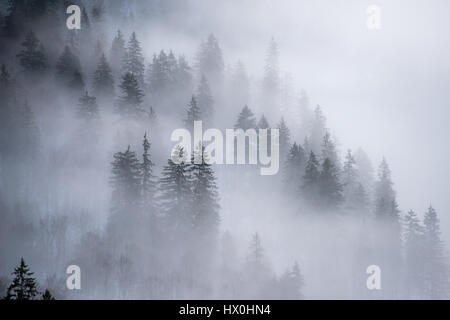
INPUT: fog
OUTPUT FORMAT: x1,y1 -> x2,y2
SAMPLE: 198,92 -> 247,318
0,0 -> 449,300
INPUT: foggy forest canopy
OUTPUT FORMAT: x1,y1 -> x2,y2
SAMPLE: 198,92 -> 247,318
0,0 -> 449,300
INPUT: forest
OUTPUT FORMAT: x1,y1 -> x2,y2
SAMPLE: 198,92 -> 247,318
0,0 -> 449,300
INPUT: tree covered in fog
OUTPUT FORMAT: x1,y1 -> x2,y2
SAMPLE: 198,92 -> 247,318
124,32 -> 145,87
261,38 -> 280,115
93,54 -> 114,99
141,133 -> 157,213
55,45 -> 84,90
235,106 -> 257,130
77,91 -> 99,121
423,206 -> 449,299
284,143 -> 306,197
301,151 -> 320,207
277,117 -> 291,162
196,33 -> 224,91
196,75 -> 214,123
116,72 -> 144,117
184,96 -> 201,131
110,29 -> 127,75
16,30 -> 47,73
4,258 -> 38,300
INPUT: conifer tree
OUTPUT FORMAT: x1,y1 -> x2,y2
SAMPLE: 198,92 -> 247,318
403,210 -> 425,298
110,29 -> 126,74
141,133 -> 156,212
5,258 -> 38,300
261,38 -> 280,114
196,33 -> 224,91
55,46 -> 83,89
124,31 -> 145,86
279,261 -> 304,299
301,151 -> 320,206
16,30 -> 47,73
184,96 -> 201,131
196,75 -> 214,123
93,53 -> 114,98
235,106 -> 257,130
318,158 -> 343,210
284,143 -> 306,196
309,105 -> 327,154
116,72 -> 144,117
77,91 -> 99,121
342,150 -> 366,211
158,146 -> 192,237
277,117 -> 291,161
423,206 -> 449,299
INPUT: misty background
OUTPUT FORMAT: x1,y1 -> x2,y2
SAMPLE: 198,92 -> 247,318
0,0 -> 449,300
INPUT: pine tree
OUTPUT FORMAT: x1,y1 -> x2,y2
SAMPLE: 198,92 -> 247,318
190,146 -> 220,238
277,117 -> 291,161
110,29 -> 126,74
342,150 -> 366,211
41,289 -> 55,300
93,53 -> 114,98
77,91 -> 99,121
374,158 -> 398,222
196,33 -> 224,91
141,133 -> 156,212
261,37 -> 280,114
230,61 -> 250,108
284,143 -> 306,197
301,151 -> 320,207
116,72 -> 144,117
124,31 -> 145,86
16,30 -> 47,73
5,258 -> 39,300
176,55 -> 193,91
55,46 -> 83,89
403,210 -> 425,298
196,75 -> 214,123
423,206 -> 449,299
318,158 -> 343,210
279,261 -> 304,299
309,105 -> 327,154
235,106 -> 257,130
321,131 -> 340,169
184,96 -> 201,131
158,146 -> 192,237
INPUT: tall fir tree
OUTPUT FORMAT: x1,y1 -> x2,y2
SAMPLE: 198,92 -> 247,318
16,30 -> 47,73
5,258 -> 38,300
77,91 -> 99,121
301,151 -> 320,207
261,37 -> 280,116
55,45 -> 84,90
93,53 -> 114,99
124,31 -> 145,87
423,206 -> 449,299
141,133 -> 156,213
196,75 -> 214,123
284,142 -> 306,197
184,96 -> 201,131
318,158 -> 343,211
110,29 -> 127,75
116,72 -> 144,117
235,106 -> 257,130
277,117 -> 291,162
196,33 -> 224,92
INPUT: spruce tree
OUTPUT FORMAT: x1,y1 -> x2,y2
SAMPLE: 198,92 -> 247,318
158,146 -> 192,237
196,33 -> 224,91
342,150 -> 366,211
423,206 -> 449,299
77,91 -> 99,121
184,96 -> 201,131
5,258 -> 39,300
16,30 -> 47,73
110,29 -> 126,74
318,158 -> 343,210
141,133 -> 156,212
261,37 -> 280,114
93,53 -> 114,98
284,143 -> 306,197
277,117 -> 291,161
55,46 -> 83,89
196,75 -> 214,123
124,31 -> 145,86
235,106 -> 257,130
301,151 -> 320,207
309,105 -> 327,154
116,72 -> 144,117
403,210 -> 425,298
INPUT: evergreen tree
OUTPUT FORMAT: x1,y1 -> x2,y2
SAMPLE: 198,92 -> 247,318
196,75 -> 214,123
321,131 -> 340,169
41,289 -> 55,300
277,117 -> 291,161
77,91 -> 99,121
257,115 -> 269,130
403,210 -> 425,298
176,55 -> 193,91
230,61 -> 250,108
279,261 -> 304,299
309,105 -> 327,154
318,158 -> 343,210
141,133 -> 156,212
16,30 -> 47,73
196,33 -> 224,91
423,206 -> 449,299
342,150 -> 366,211
184,96 -> 201,131
110,29 -> 127,74
93,53 -> 114,98
124,31 -> 145,86
190,146 -> 220,238
235,106 -> 257,130
158,146 -> 192,238
301,151 -> 320,206
374,158 -> 398,222
55,46 -> 83,89
5,258 -> 38,300
116,72 -> 144,117
261,37 -> 280,115
284,143 -> 306,197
